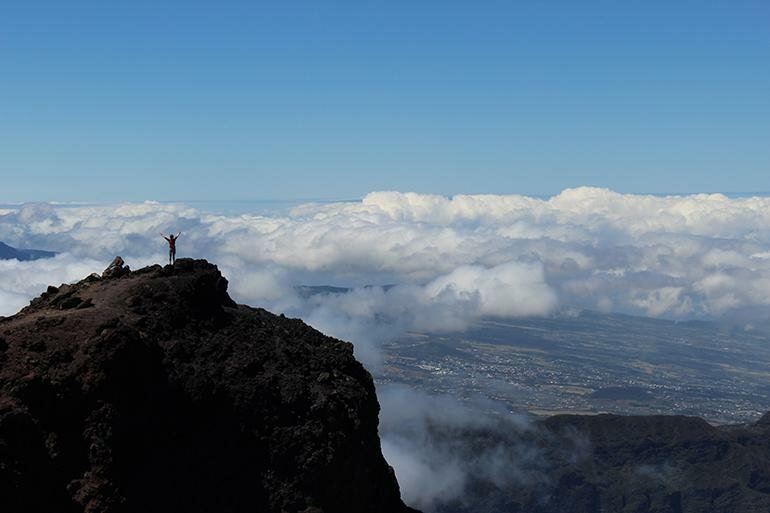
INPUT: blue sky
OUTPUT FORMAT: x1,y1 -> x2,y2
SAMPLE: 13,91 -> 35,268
1,0 -> 768,202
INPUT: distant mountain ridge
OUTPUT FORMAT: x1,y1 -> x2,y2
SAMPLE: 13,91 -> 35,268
295,284 -> 396,298
410,411 -> 770,513
0,241 -> 56,261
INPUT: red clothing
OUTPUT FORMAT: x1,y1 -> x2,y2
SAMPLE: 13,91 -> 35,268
166,237 -> 176,250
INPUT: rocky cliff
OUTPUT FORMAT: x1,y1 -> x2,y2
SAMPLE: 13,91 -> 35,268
0,258 -> 416,513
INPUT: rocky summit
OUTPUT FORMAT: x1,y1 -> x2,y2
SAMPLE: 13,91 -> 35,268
0,258 -> 416,513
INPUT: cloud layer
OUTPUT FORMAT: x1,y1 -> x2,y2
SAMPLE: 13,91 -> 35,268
3,188 -> 770,364
4,188 -> 770,509
378,385 -> 566,512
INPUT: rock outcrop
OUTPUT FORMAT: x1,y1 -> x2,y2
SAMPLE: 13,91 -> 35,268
0,258 -> 416,513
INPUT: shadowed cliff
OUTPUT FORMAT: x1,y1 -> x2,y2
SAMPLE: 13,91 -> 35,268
0,258 -> 417,513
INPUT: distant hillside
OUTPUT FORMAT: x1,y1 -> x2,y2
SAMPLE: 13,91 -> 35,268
419,412 -> 770,513
0,241 -> 56,261
295,284 -> 396,298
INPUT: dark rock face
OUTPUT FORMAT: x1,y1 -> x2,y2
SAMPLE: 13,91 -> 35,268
101,256 -> 130,279
433,413 -> 770,513
0,258 -> 416,513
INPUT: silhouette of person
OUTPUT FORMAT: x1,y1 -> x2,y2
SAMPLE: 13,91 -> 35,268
161,232 -> 181,264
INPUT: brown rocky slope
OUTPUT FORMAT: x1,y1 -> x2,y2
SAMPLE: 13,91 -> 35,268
0,258 -> 417,513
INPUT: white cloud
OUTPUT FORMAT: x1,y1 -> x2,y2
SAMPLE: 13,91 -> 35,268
378,385 -> 544,512
4,188 -> 770,352
425,262 -> 557,318
0,255 -> 105,316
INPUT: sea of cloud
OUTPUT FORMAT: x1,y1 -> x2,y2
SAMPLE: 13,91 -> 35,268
3,188 -> 770,364
4,187 -> 770,510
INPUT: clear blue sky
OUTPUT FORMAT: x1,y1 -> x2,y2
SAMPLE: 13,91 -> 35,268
1,1 -> 768,202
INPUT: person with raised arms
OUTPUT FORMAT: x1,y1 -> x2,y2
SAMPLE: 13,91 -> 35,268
160,232 -> 181,265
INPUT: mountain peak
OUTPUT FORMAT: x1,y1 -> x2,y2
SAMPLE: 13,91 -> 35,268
0,258 -> 416,513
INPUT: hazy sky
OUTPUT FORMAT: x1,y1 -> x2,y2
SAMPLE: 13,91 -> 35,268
2,1 -> 769,202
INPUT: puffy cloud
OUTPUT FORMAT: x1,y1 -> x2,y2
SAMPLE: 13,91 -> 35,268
4,188 -> 770,352
426,262 -> 556,318
378,385 -> 546,512
283,261 -> 556,367
0,255 -> 106,316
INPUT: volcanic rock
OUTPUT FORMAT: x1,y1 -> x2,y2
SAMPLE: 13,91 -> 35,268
101,256 -> 129,279
0,258 -> 416,513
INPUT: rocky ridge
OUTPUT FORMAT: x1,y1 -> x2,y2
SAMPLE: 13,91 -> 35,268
0,258 -> 416,513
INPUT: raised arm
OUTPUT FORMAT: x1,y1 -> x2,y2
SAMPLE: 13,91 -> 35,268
176,232 -> 181,238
